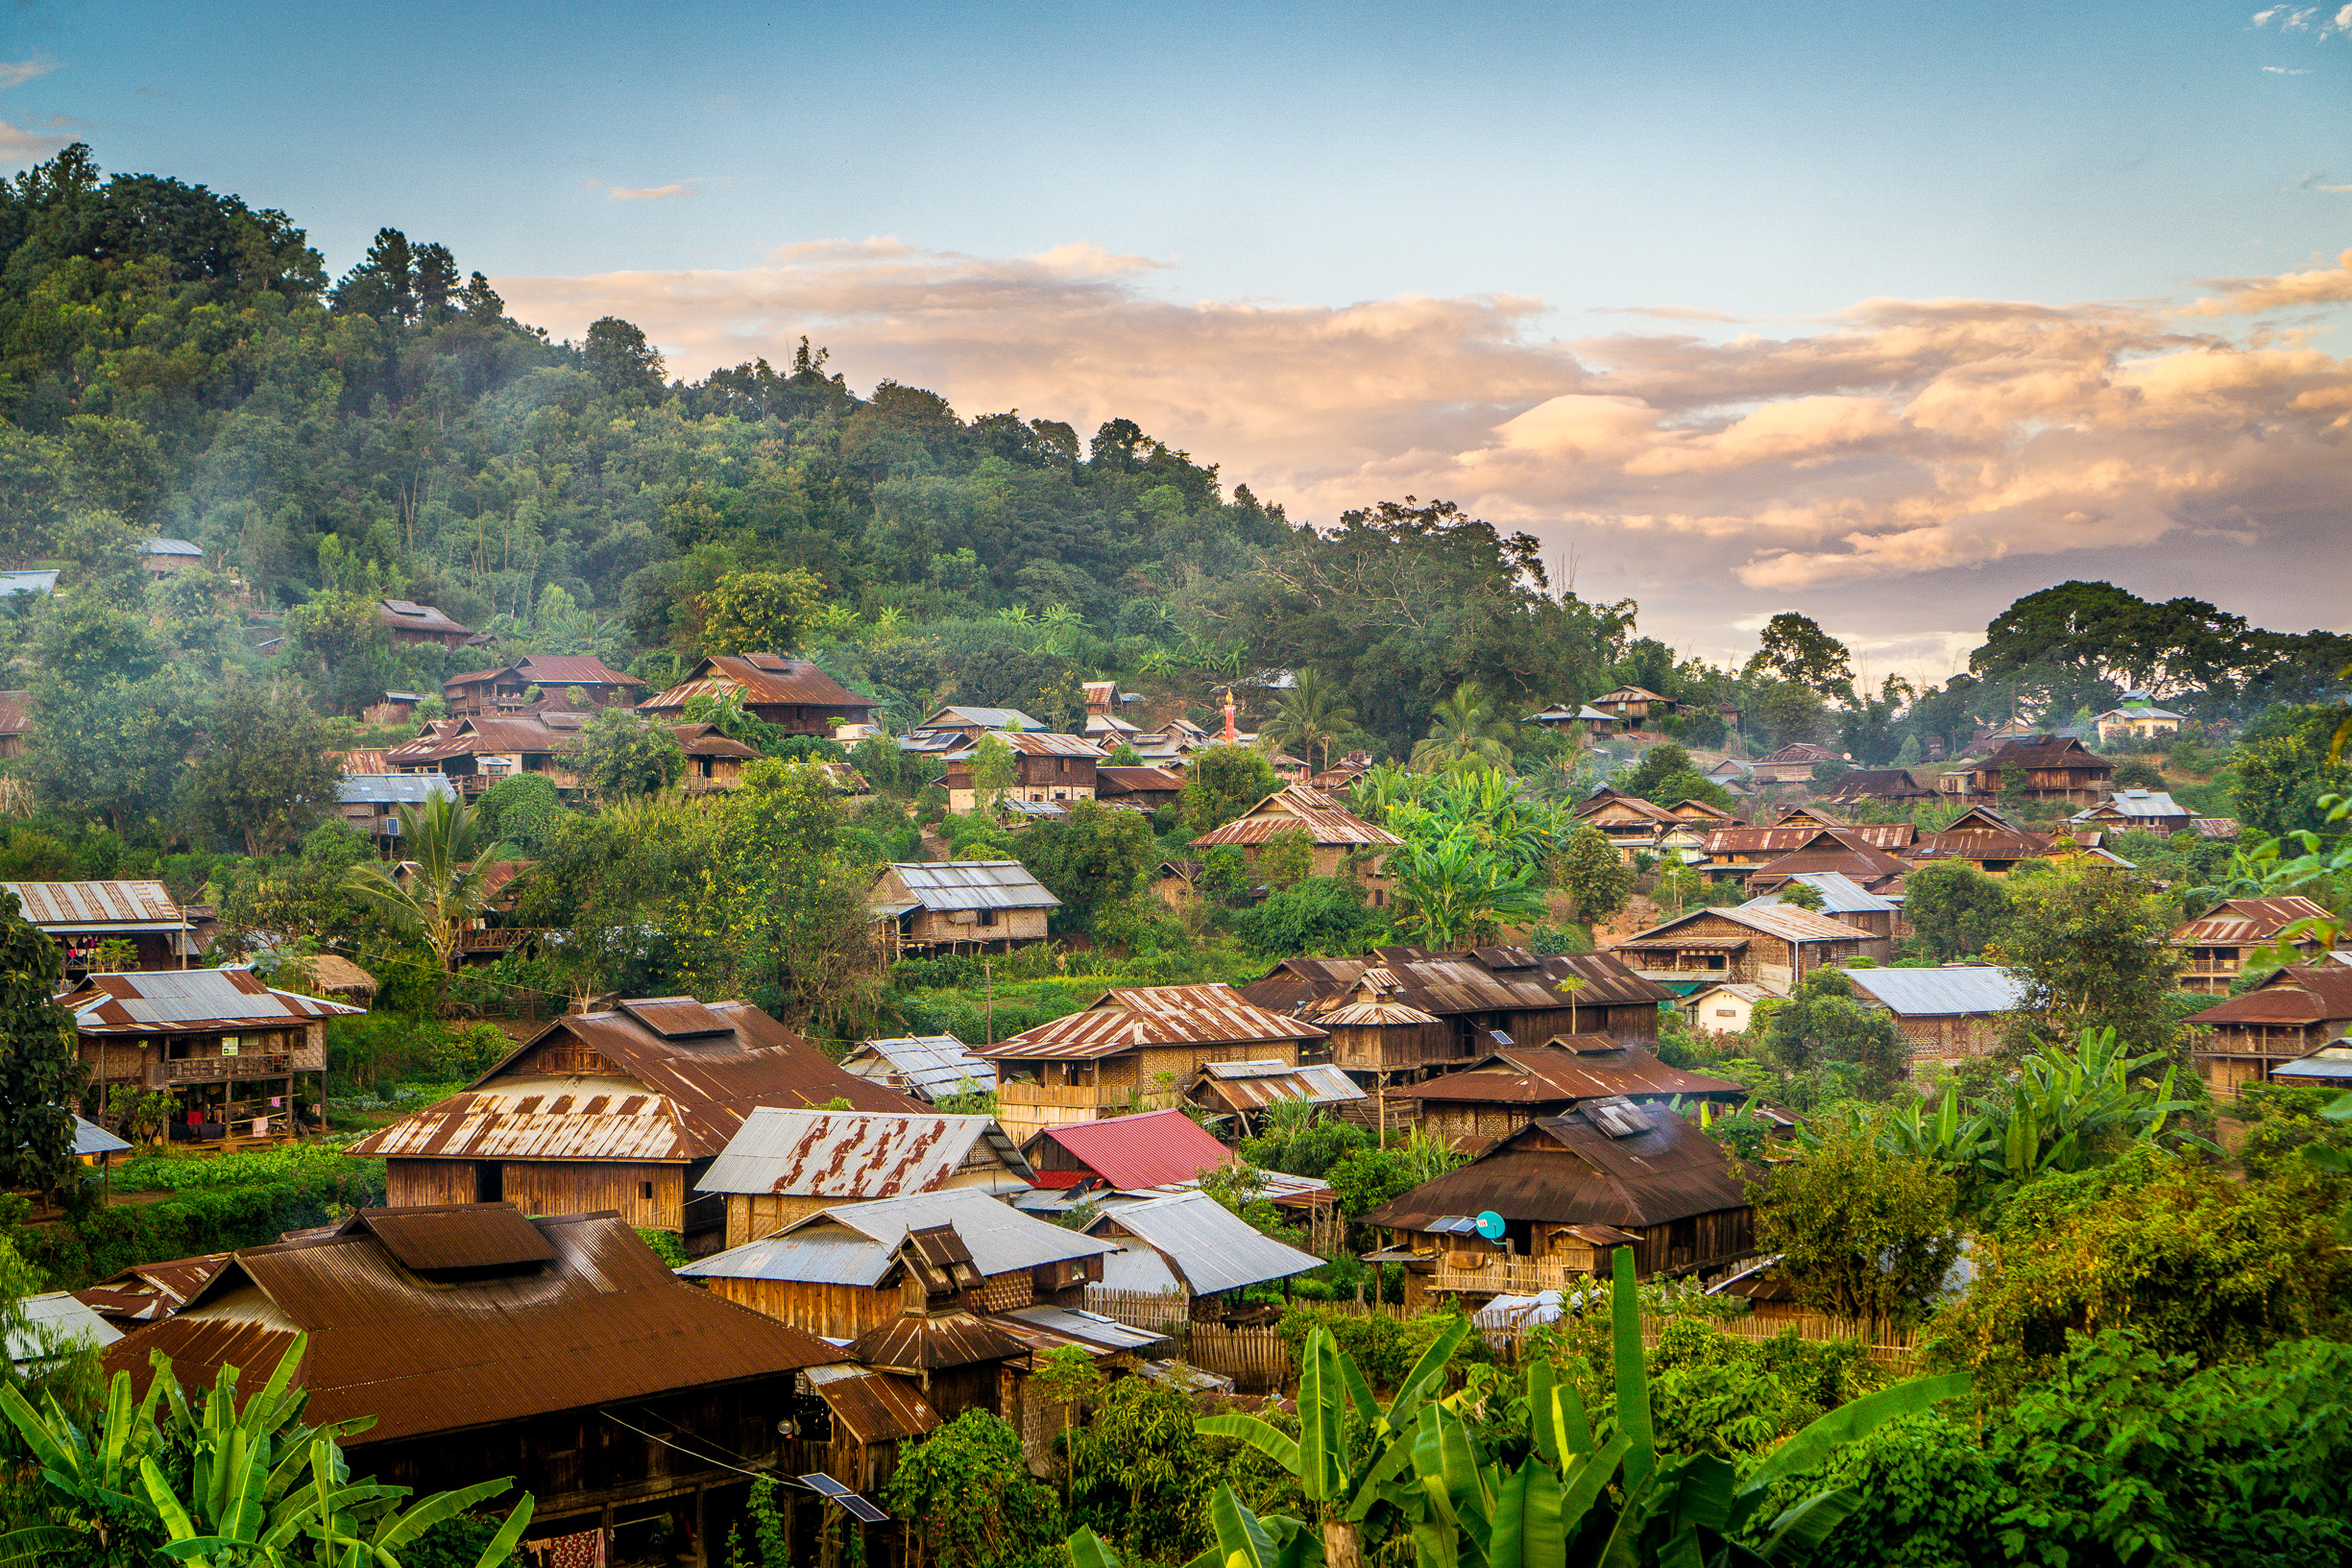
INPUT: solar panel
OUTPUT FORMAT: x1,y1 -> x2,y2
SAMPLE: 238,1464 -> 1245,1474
799,1475 -> 889,1524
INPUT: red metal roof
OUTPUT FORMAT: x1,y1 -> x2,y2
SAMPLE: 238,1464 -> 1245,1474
1026,1109 -> 1236,1190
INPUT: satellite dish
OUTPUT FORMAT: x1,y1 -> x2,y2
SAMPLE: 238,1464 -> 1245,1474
1475,1211 -> 1505,1242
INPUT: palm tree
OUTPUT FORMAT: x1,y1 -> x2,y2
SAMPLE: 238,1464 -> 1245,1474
1409,681 -> 1516,773
1261,669 -> 1361,773
345,790 -> 521,997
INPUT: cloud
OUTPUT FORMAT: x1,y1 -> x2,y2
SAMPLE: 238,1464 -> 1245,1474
0,55 -> 58,89
493,235 -> 2352,647
0,116 -> 71,163
2265,64 -> 2312,72
595,181 -> 699,202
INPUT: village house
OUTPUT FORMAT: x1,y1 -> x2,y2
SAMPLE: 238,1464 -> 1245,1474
138,537 -> 204,576
1962,734 -> 2115,805
841,1034 -> 1000,1103
1095,764 -> 1187,811
1080,679 -> 1146,741
2183,963 -> 2352,1098
5,880 -> 195,975
1609,902 -> 1870,993
638,653 -> 877,734
935,729 -> 1102,810
376,598 -> 476,648
345,997 -> 910,1251
69,969 -> 363,1149
699,1107 -> 1034,1248
2071,788 -> 2194,835
1739,829 -> 1913,898
1740,872 -> 1907,956
443,653 -> 645,716
669,722 -> 764,789
2094,693 -> 2186,746
1588,685 -> 1680,731
1393,1038 -> 1748,1152
1818,767 -> 1936,808
0,689 -> 28,758
1125,716 -> 1212,765
70,1252 -> 229,1332
1190,1059 -> 1369,1132
869,860 -> 1061,955
1244,947 -> 1676,1071
1694,820 -> 1916,885
1840,965 -> 2026,1071
1747,743 -> 1843,786
1082,1190 -> 1324,1318
106,1206 -> 837,1567
384,707 -> 592,793
1362,1099 -> 1758,1301
332,773 -> 455,850
1525,702 -> 1621,740
978,983 -> 1328,1143
1010,1108 -> 1340,1244
906,704 -> 1049,742
1681,981 -> 1772,1038
2171,896 -> 2342,995
1904,806 -> 2058,876
1568,787 -> 1687,862
2272,1040 -> 2352,1092
1186,784 -> 1404,904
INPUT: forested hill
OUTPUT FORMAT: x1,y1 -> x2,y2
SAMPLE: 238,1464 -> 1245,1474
0,145 -> 2342,759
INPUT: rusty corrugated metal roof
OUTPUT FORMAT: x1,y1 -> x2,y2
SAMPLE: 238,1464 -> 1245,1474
1361,1100 -> 1753,1232
73,1253 -> 229,1326
1195,1061 -> 1367,1114
1393,1044 -> 1746,1105
694,1108 -> 1032,1199
1617,902 -> 1866,948
3,880 -> 184,930
346,1000 -> 914,1163
1189,784 -> 1404,850
2174,896 -> 2336,947
1701,824 -> 1916,856
355,1205 -> 558,1271
102,1209 -> 836,1445
2185,965 -> 2352,1027
1245,947 -> 1672,1021
67,968 -> 366,1034
982,984 -> 1327,1059
638,655 -> 873,715
803,1363 -> 939,1444
851,1312 -> 1030,1372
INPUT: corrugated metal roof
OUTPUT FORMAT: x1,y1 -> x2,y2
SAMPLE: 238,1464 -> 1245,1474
1190,784 -> 1404,850
355,1205 -> 558,1271
1742,872 -> 1898,915
919,706 -> 1045,731
1084,1192 -> 1324,1296
0,570 -> 58,595
67,968 -> 366,1034
1393,1044 -> 1748,1105
1620,902 -> 1866,948
376,599 -> 471,635
1841,966 -> 2026,1017
1195,1061 -> 1368,1113
851,1312 -> 1030,1372
983,984 -> 1327,1059
879,861 -> 1062,913
4,880 -> 184,930
695,1108 -> 1031,1198
9,1291 -> 123,1363
104,1210 -> 835,1445
1701,824 -> 1916,855
679,1187 -> 1112,1287
1362,1101 -> 1753,1232
141,537 -> 204,557
1000,1304 -> 1169,1356
347,1000 -> 913,1163
1744,833 -> 1913,886
73,1253 -> 230,1327
2174,897 -> 2335,947
803,1363 -> 940,1444
337,773 -> 456,806
846,1036 -> 998,1099
74,1114 -> 131,1157
639,655 -> 873,715
1246,948 -> 1673,1021
942,730 -> 1102,760
2185,965 -> 2352,1027
1025,1110 -> 1235,1190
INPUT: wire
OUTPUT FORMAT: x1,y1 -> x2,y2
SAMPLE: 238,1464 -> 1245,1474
594,1409 -> 787,1485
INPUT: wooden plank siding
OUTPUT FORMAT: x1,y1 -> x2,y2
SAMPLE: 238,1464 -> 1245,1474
723,1193 -> 842,1250
500,1161 -> 687,1232
701,1277 -> 907,1341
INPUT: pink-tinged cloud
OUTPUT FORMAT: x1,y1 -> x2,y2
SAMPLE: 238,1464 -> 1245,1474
598,181 -> 699,201
494,237 -> 2352,633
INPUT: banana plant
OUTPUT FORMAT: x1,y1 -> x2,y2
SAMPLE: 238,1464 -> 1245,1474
0,1336 -> 532,1568
1194,1315 -> 1475,1568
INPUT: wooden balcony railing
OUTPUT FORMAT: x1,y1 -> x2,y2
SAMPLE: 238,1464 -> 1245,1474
161,1053 -> 292,1085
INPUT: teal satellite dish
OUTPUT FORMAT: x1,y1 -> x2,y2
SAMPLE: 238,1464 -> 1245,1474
1474,1211 -> 1505,1241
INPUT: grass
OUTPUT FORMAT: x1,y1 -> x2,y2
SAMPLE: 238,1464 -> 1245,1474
109,1139 -> 373,1194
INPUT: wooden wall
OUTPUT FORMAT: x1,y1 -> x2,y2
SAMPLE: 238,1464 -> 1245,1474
701,1276 -> 905,1340
723,1192 -> 838,1249
500,1161 -> 687,1231
386,1158 -> 479,1207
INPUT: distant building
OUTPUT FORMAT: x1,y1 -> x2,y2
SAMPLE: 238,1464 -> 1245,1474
1391,1038 -> 1747,1152
139,538 -> 204,577
934,730 -> 1101,811
2095,694 -> 2185,746
1587,686 -> 1679,732
1840,965 -> 2026,1071
2172,896 -> 2342,995
2184,963 -> 2352,1098
444,654 -> 644,716
1748,743 -> 1842,786
332,774 -> 455,848
869,860 -> 1062,955
1187,784 -> 1403,903
841,1034 -> 1001,1104
638,653 -> 877,735
1682,981 -> 1772,1037
5,880 -> 195,975
1610,902 -> 1869,993
376,598 -> 475,648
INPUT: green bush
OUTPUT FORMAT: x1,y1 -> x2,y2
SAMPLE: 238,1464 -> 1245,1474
15,1159 -> 386,1288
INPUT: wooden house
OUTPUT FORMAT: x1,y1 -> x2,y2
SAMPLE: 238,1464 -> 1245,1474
1739,830 -> 1912,897
383,708 -> 592,794
443,654 -> 644,716
1740,872 -> 1906,956
1588,686 -> 1679,731
1747,743 -> 1842,785
638,654 -> 877,735
1246,947 -> 1676,1069
2171,896 -> 2342,995
1840,965 -> 2026,1072
139,537 -> 204,576
1694,822 -> 1915,885
679,1187 -> 1112,1344
977,983 -> 1327,1144
2071,788 -> 2194,835
669,722 -> 764,789
699,1108 -> 1034,1248
1188,784 -> 1404,904
1082,1191 -> 1324,1319
1609,903 -> 1868,993
2183,963 -> 2352,1098
6,880 -> 196,975
1362,1099 -> 1757,1298
1965,735 -> 2114,805
345,997 -> 911,1250
1080,680 -> 1145,742
1018,1107 -> 1238,1193
1393,1039 -> 1747,1151
332,774 -> 455,850
70,1252 -> 228,1331
869,860 -> 1061,955
68,969 -> 363,1150
105,1206 -> 837,1566
1818,768 -> 1935,807
1096,765 -> 1186,810
935,730 -> 1102,811
1904,806 -> 2057,876
907,705 -> 1049,742
376,598 -> 475,648
1569,788 -> 1685,862
0,689 -> 28,759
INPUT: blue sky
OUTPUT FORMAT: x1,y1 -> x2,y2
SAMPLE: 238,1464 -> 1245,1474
9,1 -> 2352,667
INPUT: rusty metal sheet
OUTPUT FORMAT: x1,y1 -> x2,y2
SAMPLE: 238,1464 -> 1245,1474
2186,965 -> 2352,1027
357,1204 -> 557,1271
804,1363 -> 939,1444
1361,1101 -> 1752,1233
695,1108 -> 1029,1199
1196,1061 -> 1367,1113
616,997 -> 735,1039
3,880 -> 184,930
983,984 -> 1327,1059
1246,948 -> 1672,1021
342,1077 -> 694,1162
1394,1044 -> 1747,1105
1189,784 -> 1403,850
2175,896 -> 2335,947
850,1311 -> 1030,1372
68,968 -> 366,1034
105,1211 -> 835,1448
1620,903 -> 1866,948
638,655 -> 872,715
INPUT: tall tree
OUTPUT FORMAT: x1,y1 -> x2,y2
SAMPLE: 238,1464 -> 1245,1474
566,709 -> 687,802
1991,865 -> 2185,1058
1408,680 -> 1515,772
1179,747 -> 1279,835
1751,1127 -> 1961,1335
0,889 -> 78,1199
185,679 -> 340,854
1260,668 -> 1360,772
699,568 -> 825,657
1743,611 -> 1855,699
344,792 -> 520,991
1017,800 -> 1156,937
1559,823 -> 1635,925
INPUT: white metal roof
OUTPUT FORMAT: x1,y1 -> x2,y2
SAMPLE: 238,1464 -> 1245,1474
694,1108 -> 1031,1198
882,861 -> 1062,913
846,1036 -> 999,1099
1742,872 -> 1897,915
1842,965 -> 2026,1017
1083,1191 -> 1324,1296
0,569 -> 58,595
337,774 -> 457,806
677,1188 -> 1110,1287
141,538 -> 204,556
74,1115 -> 131,1157
8,1291 -> 123,1364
